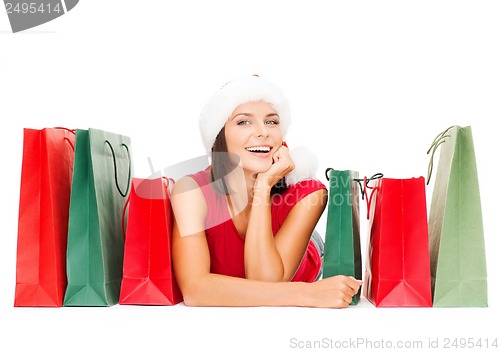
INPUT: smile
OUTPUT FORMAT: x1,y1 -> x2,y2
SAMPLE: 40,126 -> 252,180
245,146 -> 271,153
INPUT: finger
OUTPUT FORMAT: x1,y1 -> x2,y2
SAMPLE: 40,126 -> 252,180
276,145 -> 291,157
334,299 -> 349,309
335,293 -> 352,308
273,147 -> 284,160
280,146 -> 291,158
276,148 -> 293,167
345,276 -> 363,291
344,293 -> 353,304
342,285 -> 357,298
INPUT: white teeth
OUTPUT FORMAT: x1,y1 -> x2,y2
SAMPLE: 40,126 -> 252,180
246,146 -> 271,152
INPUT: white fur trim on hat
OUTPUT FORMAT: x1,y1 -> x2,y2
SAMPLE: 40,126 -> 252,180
285,146 -> 319,186
199,76 -> 291,154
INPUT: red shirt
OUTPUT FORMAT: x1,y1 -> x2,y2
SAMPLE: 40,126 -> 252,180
188,167 -> 326,282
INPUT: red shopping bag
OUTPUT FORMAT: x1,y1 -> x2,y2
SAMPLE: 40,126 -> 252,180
363,176 -> 432,307
15,128 -> 75,307
119,177 -> 183,305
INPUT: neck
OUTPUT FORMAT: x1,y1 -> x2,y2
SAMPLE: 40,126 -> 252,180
225,166 -> 259,216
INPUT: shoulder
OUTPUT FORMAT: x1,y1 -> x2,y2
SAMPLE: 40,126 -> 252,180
171,175 -> 208,216
171,176 -> 208,236
172,175 -> 203,195
172,167 -> 212,195
180,167 -> 211,187
171,167 -> 215,218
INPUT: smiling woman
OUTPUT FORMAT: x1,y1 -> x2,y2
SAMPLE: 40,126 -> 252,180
212,101 -> 289,197
171,75 -> 362,308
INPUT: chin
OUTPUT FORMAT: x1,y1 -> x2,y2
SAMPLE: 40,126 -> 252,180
241,158 -> 272,174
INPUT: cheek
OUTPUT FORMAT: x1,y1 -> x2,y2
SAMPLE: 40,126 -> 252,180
225,129 -> 248,152
271,128 -> 283,142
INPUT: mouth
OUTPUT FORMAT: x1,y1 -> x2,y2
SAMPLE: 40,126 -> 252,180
245,146 -> 272,154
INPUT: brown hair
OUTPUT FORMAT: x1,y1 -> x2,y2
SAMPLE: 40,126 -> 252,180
210,127 -> 287,196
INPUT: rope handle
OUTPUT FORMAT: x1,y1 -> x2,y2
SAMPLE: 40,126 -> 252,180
162,177 -> 175,229
53,127 -> 76,150
54,127 -> 76,134
162,176 -> 175,193
121,177 -> 176,239
325,167 -> 333,181
64,137 -> 75,150
121,193 -> 132,238
426,125 -> 454,185
325,168 -> 383,220
104,140 -> 132,198
353,173 -> 384,220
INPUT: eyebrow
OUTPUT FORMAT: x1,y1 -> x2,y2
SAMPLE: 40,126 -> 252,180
231,112 -> 280,120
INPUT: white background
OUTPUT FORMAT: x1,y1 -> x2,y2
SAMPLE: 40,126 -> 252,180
1,1 -> 499,351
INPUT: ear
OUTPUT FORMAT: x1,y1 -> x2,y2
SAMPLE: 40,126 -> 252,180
285,146 -> 319,186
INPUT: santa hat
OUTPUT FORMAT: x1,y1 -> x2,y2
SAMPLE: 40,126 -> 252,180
199,75 -> 291,154
199,75 -> 318,185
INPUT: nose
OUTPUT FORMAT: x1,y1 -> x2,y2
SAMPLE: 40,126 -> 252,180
254,121 -> 269,138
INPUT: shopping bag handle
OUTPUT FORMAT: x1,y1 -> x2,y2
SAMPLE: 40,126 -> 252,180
105,140 -> 132,198
426,125 -> 454,185
162,177 -> 175,231
53,127 -> 76,150
64,137 -> 75,150
122,194 -> 131,238
324,167 -> 333,181
54,127 -> 76,134
162,176 -> 175,193
353,173 -> 383,220
121,177 -> 176,239
325,168 -> 382,220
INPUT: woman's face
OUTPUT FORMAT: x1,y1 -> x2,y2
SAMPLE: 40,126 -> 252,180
224,101 -> 283,174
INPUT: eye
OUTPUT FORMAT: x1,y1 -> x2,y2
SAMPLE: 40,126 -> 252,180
237,120 -> 250,126
265,119 -> 280,125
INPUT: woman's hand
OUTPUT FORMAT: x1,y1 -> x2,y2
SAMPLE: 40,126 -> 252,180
304,275 -> 363,308
255,144 -> 295,189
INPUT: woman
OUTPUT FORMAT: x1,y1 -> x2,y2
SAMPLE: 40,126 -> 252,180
171,75 -> 361,308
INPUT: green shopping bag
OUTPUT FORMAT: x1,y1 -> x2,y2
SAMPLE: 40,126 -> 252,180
64,128 -> 133,306
323,169 -> 362,305
427,125 -> 487,307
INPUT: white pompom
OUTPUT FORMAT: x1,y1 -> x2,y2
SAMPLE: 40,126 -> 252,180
285,146 -> 319,185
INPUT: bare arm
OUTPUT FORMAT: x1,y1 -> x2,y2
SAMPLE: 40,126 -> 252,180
171,176 -> 361,308
244,183 -> 327,281
244,145 -> 327,281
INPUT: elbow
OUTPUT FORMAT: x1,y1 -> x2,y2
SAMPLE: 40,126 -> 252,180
179,280 -> 208,307
182,293 -> 202,307
246,269 -> 288,282
245,261 -> 287,282
247,274 -> 288,282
